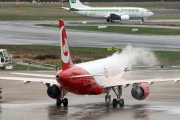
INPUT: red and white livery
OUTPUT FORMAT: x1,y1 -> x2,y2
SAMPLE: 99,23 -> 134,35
1,20 -> 180,108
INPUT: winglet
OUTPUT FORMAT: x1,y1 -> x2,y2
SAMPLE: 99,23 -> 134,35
124,67 -> 129,72
59,19 -> 74,70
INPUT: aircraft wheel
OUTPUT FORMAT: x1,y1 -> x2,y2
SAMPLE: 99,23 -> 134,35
56,99 -> 61,107
107,18 -> 110,22
63,98 -> 68,107
112,99 -> 118,108
119,99 -> 124,107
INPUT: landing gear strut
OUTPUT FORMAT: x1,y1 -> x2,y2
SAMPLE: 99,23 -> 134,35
105,92 -> 111,102
142,18 -> 144,22
56,86 -> 68,107
112,86 -> 124,108
107,18 -> 110,22
111,18 -> 114,22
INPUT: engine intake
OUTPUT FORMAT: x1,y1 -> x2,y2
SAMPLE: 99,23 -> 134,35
47,85 -> 61,99
119,15 -> 130,20
131,83 -> 149,100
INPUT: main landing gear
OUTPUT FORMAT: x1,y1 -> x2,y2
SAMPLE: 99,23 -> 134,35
112,86 -> 124,108
57,86 -> 68,107
105,92 -> 111,102
142,18 -> 145,22
107,17 -> 114,22
56,98 -> 68,107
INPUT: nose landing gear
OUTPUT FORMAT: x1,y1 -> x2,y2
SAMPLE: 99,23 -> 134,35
142,18 -> 145,22
107,17 -> 114,22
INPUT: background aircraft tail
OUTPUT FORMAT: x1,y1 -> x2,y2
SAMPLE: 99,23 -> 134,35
59,20 -> 74,70
69,0 -> 91,8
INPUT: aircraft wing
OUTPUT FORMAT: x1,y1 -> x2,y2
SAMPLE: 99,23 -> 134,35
103,71 -> 180,88
104,13 -> 119,18
0,72 -> 57,85
11,72 -> 55,78
132,65 -> 180,70
0,76 -> 58,84
104,13 -> 130,21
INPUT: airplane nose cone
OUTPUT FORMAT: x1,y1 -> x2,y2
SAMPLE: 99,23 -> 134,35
151,12 -> 154,16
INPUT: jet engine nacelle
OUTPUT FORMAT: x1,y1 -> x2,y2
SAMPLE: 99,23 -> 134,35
47,85 -> 62,99
131,83 -> 149,100
119,15 -> 130,20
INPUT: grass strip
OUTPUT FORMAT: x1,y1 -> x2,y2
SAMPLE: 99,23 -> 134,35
0,45 -> 180,70
12,64 -> 50,70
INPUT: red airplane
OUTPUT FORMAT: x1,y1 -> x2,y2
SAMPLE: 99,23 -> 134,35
1,20 -> 180,108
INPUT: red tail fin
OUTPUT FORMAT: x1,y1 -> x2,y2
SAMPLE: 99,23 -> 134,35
59,19 -> 74,70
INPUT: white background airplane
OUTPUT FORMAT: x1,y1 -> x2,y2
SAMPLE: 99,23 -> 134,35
0,20 -> 180,108
62,0 -> 154,22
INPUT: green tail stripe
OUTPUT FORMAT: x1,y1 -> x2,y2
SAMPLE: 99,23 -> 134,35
71,0 -> 76,3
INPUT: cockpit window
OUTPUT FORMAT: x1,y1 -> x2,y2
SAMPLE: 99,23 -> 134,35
147,10 -> 150,12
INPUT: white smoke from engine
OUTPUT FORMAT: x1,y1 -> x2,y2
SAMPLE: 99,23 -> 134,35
105,45 -> 159,75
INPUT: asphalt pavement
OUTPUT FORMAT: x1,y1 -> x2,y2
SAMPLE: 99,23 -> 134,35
0,20 -> 180,51
1,70 -> 180,120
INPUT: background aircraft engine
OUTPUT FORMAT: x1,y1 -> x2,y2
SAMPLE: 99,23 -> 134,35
131,83 -> 149,100
119,15 -> 130,20
47,85 -> 61,99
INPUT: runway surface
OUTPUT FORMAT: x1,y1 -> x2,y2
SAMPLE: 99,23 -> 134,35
0,20 -> 180,51
0,19 -> 180,119
1,70 -> 180,120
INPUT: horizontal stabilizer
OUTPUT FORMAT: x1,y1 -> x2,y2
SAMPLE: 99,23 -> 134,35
62,7 -> 70,10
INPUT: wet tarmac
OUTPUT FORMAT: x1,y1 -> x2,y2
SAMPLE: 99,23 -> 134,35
1,70 -> 180,120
